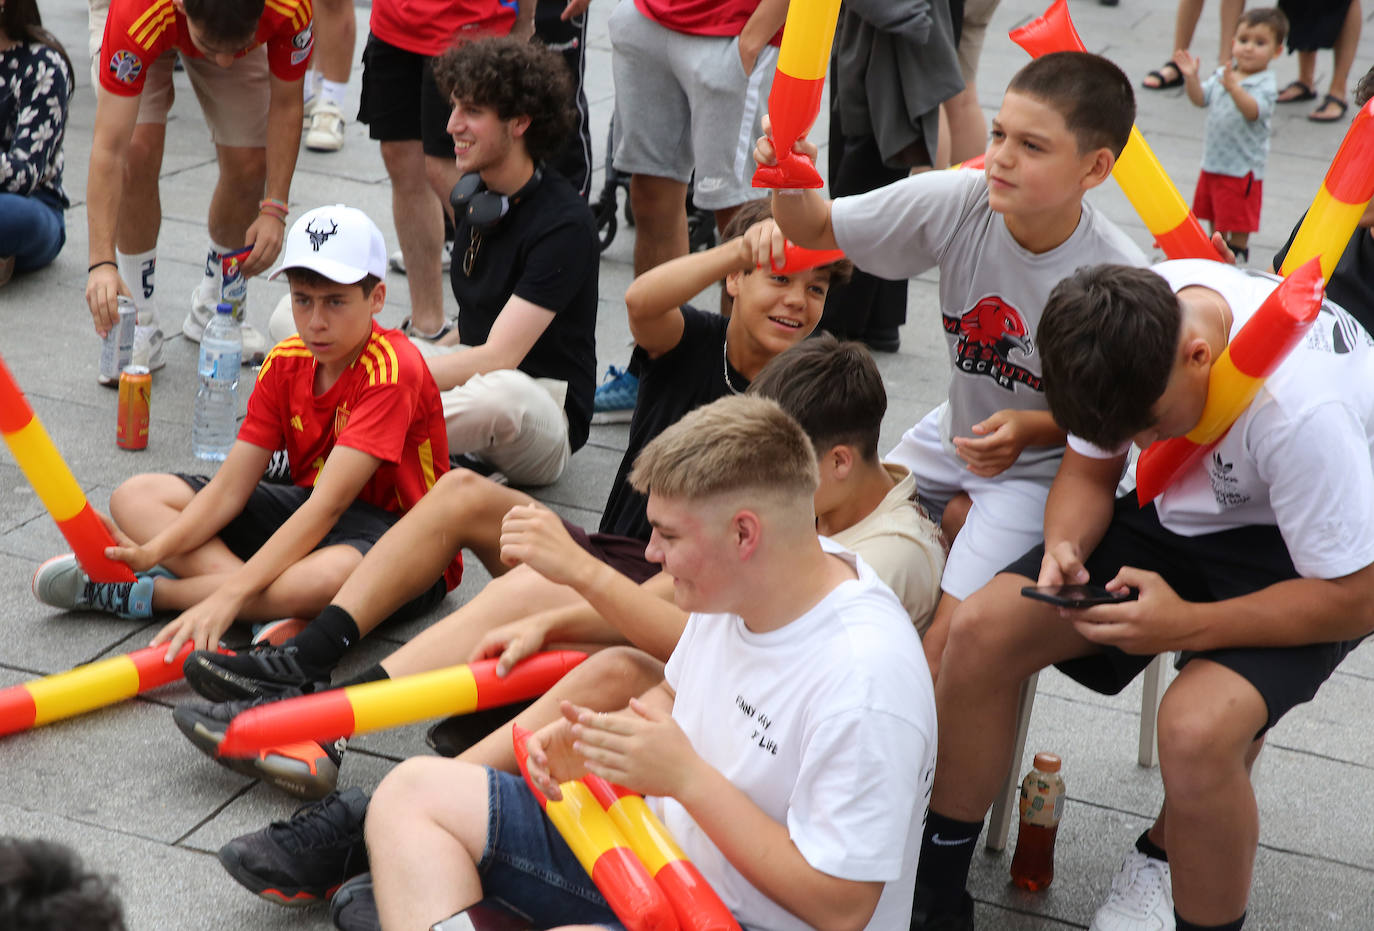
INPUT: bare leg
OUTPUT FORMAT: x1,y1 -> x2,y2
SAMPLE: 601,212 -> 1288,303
1156,659 -> 1269,924
208,146 -> 267,246
369,757 -> 489,929
629,174 -> 689,276
942,86 -> 989,166
118,123 -> 165,252
382,139 -> 447,334
426,154 -> 461,226
1138,734 -> 1264,852
929,572 -> 1099,821
1322,0 -> 1363,108
1173,0 -> 1206,53
921,593 -> 960,683
1217,0 -> 1244,64
311,0 -> 355,84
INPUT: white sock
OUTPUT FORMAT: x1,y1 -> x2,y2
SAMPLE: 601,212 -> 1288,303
303,68 -> 321,104
318,78 -> 347,111
196,239 -> 241,301
116,248 -> 156,320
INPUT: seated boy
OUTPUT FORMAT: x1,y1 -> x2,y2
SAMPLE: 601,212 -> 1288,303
177,198 -> 848,703
758,51 -> 1149,673
33,205 -> 459,664
364,395 -> 936,930
912,260 -> 1374,930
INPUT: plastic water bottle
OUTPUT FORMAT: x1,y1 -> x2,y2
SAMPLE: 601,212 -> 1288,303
192,302 -> 242,461
1010,752 -> 1066,891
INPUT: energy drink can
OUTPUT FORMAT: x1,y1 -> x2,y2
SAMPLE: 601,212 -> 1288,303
220,246 -> 253,320
98,296 -> 138,387
117,365 -> 151,450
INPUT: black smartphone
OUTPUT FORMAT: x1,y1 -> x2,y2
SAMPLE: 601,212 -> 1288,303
1020,584 -> 1138,608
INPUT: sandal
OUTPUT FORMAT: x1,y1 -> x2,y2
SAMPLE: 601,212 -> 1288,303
1142,61 -> 1183,90
1277,80 -> 1317,103
1308,94 -> 1349,122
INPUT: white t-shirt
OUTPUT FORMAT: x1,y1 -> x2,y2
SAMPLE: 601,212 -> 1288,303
658,539 -> 936,931
1070,260 -> 1374,579
831,169 -> 1146,481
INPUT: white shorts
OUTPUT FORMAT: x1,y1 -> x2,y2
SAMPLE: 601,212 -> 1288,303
411,341 -> 572,488
886,404 -> 1050,601
607,0 -> 777,210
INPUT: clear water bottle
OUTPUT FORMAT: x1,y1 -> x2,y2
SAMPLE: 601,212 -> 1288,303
192,302 -> 242,461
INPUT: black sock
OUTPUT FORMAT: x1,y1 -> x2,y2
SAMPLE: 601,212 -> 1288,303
1136,828 -> 1168,862
915,811 -> 983,914
285,605 -> 361,676
335,664 -> 390,689
1176,912 -> 1245,931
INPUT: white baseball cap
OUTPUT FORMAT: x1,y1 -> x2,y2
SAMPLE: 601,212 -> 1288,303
269,204 -> 388,283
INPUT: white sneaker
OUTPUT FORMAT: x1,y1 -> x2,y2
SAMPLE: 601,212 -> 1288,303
1089,849 -> 1174,931
302,92 -> 316,130
184,286 -> 269,365
388,247 -> 451,275
132,322 -> 165,372
305,101 -> 345,152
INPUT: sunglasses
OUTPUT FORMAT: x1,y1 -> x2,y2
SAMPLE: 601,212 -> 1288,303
463,228 -> 483,278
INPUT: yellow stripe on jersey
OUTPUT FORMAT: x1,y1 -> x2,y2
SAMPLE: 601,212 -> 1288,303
363,341 -> 399,386
357,351 -> 378,387
129,0 -> 173,37
258,344 -> 312,382
133,8 -> 176,49
417,438 -> 436,490
374,334 -> 401,383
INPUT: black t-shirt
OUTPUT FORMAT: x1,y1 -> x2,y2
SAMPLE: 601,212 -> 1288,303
599,306 -> 749,540
1273,219 -> 1374,335
450,169 -> 599,451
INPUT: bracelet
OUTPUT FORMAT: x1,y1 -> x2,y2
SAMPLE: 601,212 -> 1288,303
259,197 -> 288,215
88,260 -> 118,273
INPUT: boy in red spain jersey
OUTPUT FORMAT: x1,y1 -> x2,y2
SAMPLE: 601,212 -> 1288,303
84,0 -> 314,372
41,205 -> 460,667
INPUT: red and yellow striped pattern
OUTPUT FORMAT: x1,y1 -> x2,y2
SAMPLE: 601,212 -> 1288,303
1135,258 -> 1325,503
357,332 -> 401,387
128,0 -> 175,51
0,354 -> 134,583
266,0 -> 313,32
0,643 -> 196,737
752,0 -> 843,190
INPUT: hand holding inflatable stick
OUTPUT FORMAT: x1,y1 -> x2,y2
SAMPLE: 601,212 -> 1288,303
752,0 -> 844,189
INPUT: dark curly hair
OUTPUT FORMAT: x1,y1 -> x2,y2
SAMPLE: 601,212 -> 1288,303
430,37 -> 576,164
0,838 -> 126,931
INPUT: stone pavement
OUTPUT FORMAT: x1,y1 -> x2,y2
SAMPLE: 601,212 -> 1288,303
2,0 -> 1372,927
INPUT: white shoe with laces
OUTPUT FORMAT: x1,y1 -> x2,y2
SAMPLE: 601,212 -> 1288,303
305,101 -> 345,152
1089,849 -> 1174,931
184,286 -> 269,364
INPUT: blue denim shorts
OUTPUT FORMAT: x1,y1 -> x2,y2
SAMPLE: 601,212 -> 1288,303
477,768 -> 626,930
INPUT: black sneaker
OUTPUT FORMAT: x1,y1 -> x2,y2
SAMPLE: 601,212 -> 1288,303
910,888 -> 974,931
330,871 -> 379,931
218,788 -> 370,907
184,644 -> 327,702
173,692 -> 344,799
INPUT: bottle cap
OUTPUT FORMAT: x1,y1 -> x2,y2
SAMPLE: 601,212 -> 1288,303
216,302 -> 234,314
1032,752 -> 1061,773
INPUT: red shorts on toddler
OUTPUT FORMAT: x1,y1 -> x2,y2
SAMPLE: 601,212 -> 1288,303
1193,170 -> 1262,233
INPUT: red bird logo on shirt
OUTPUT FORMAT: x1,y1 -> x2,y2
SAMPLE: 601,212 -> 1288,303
943,295 -> 1042,392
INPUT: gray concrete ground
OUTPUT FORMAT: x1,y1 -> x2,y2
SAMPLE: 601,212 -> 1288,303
2,0 -> 1373,927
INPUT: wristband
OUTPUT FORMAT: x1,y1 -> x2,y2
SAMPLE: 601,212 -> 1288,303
259,197 -> 288,215
88,260 -> 118,273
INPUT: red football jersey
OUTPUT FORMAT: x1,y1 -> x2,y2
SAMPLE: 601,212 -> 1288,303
239,322 -> 461,589
100,0 -> 314,96
368,0 -> 515,58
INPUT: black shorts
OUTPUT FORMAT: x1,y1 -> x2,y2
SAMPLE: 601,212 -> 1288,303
1004,492 -> 1365,734
177,474 -> 448,619
357,33 -> 455,159
560,519 -> 660,584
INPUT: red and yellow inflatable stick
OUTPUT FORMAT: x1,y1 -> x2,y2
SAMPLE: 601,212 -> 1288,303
583,772 -> 741,931
764,241 -> 845,276
751,0 -> 843,189
218,651 -> 587,756
0,354 -> 135,583
1278,99 -> 1374,280
1010,0 -> 1217,261
1134,258 -> 1325,503
513,725 -> 679,931
0,642 -> 197,737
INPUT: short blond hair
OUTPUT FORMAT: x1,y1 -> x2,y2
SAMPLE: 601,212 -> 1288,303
628,396 -> 819,506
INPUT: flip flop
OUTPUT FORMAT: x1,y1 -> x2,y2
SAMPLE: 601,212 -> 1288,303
1277,80 -> 1317,103
1142,61 -> 1183,90
1308,94 -> 1349,122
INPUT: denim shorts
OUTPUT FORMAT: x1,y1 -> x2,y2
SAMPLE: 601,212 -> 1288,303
476,768 -> 625,930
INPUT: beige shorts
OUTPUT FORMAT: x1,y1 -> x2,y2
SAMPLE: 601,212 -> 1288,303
958,0 -> 1004,86
88,0 -> 270,147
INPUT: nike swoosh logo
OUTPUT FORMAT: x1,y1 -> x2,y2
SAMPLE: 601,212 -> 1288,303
930,834 -> 974,847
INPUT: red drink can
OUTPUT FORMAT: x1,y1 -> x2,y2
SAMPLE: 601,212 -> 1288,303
117,365 -> 151,450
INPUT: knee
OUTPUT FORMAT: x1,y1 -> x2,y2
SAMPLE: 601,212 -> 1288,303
367,757 -> 486,846
302,548 -> 363,604
109,473 -> 178,531
629,175 -> 686,219
219,148 -> 267,187
381,141 -> 423,186
942,590 -> 1025,680
432,467 -> 492,514
581,646 -> 661,695
1156,688 -> 1253,800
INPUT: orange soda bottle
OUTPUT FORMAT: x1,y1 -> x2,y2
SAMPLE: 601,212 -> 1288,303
1009,752 -> 1065,891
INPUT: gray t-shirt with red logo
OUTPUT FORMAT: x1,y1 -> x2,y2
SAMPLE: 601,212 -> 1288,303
831,170 -> 1147,480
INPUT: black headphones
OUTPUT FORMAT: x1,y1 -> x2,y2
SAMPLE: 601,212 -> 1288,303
449,166 -> 544,231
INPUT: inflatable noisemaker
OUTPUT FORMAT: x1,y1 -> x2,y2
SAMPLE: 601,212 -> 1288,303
0,642 -> 198,737
513,725 -> 679,931
583,772 -> 741,931
217,651 -> 587,756
752,0 -> 844,189
0,354 -> 135,583
764,241 -> 845,275
1278,98 -> 1374,281
1134,257 -> 1325,503
1010,0 -> 1218,261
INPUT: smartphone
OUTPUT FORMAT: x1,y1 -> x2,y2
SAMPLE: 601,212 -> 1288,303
1020,584 -> 1138,608
431,906 -> 533,931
